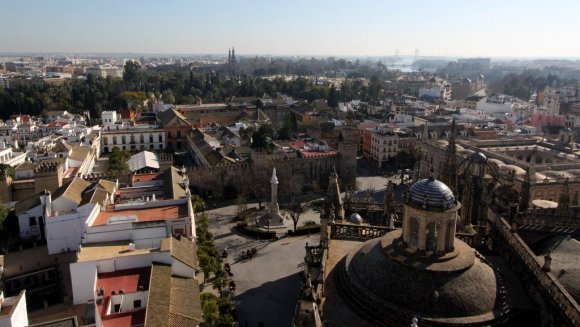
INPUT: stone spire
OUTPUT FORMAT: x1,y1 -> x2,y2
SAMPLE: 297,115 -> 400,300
383,180 -> 396,226
325,167 -> 344,220
439,119 -> 457,193
519,167 -> 532,211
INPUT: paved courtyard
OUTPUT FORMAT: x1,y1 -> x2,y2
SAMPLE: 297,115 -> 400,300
205,204 -> 320,327
201,175 -> 399,326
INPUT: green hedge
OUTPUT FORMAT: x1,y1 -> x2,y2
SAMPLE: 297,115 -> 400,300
234,224 -> 277,239
289,224 -> 321,236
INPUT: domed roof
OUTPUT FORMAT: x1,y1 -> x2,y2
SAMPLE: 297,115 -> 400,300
336,231 -> 507,325
349,213 -> 363,224
468,151 -> 487,163
408,178 -> 455,210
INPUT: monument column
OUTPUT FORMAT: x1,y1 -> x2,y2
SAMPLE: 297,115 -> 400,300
270,168 -> 281,220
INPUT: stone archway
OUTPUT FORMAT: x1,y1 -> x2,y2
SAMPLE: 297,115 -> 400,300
103,146 -> 109,154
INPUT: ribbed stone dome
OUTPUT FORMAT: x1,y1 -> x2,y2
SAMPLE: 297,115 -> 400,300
408,177 -> 455,210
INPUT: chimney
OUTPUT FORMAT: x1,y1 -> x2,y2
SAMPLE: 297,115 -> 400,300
44,190 -> 52,217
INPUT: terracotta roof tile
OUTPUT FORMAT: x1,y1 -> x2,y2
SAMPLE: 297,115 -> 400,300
52,177 -> 91,205
170,237 -> 198,270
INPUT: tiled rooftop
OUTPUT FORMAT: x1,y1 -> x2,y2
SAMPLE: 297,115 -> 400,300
76,241 -> 167,263
132,173 -> 162,183
97,267 -> 151,298
92,203 -> 188,226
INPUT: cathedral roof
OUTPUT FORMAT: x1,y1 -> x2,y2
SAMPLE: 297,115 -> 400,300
337,231 -> 506,325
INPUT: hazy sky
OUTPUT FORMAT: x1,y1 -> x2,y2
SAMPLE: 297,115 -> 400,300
2,0 -> 580,58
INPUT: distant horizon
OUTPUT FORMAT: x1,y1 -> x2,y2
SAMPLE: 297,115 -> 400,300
1,51 -> 579,62
2,0 -> 580,58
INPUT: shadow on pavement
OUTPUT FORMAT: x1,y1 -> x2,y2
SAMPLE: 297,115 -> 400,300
235,273 -> 302,327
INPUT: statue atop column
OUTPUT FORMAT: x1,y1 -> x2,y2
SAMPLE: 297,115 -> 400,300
269,168 -> 283,223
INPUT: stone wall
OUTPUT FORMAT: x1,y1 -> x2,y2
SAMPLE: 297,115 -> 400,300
186,145 -> 357,199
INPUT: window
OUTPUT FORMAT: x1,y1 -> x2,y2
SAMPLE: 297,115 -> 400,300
177,130 -> 182,138
167,131 -> 172,138
133,300 -> 141,309
114,304 -> 121,313
149,135 -> 153,143
29,217 -> 37,227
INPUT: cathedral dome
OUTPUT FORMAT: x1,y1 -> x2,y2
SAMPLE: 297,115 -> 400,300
336,231 -> 507,325
407,177 -> 455,210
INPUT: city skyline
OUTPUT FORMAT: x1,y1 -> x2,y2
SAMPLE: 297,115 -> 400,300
2,0 -> 580,58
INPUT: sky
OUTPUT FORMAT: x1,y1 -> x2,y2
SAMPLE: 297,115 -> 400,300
1,0 -> 580,58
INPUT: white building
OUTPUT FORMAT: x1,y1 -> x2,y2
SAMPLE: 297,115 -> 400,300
0,143 -> 26,167
100,126 -> 165,154
365,125 -> 400,168
419,87 -> 447,100
69,237 -> 201,326
0,291 -> 29,327
15,191 -> 51,241
45,179 -> 117,255
101,111 -> 120,129
82,196 -> 196,249
127,151 -> 160,173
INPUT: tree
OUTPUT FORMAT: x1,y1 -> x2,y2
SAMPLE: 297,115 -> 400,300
251,123 -> 273,149
201,293 -> 221,327
198,251 -> 218,283
246,169 -> 269,209
108,147 -> 131,174
289,201 -> 306,232
162,89 -> 175,104
123,61 -> 142,90
236,195 -> 248,217
327,85 -> 339,108
0,164 -> 15,179
200,293 -> 234,327
191,194 -> 206,213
